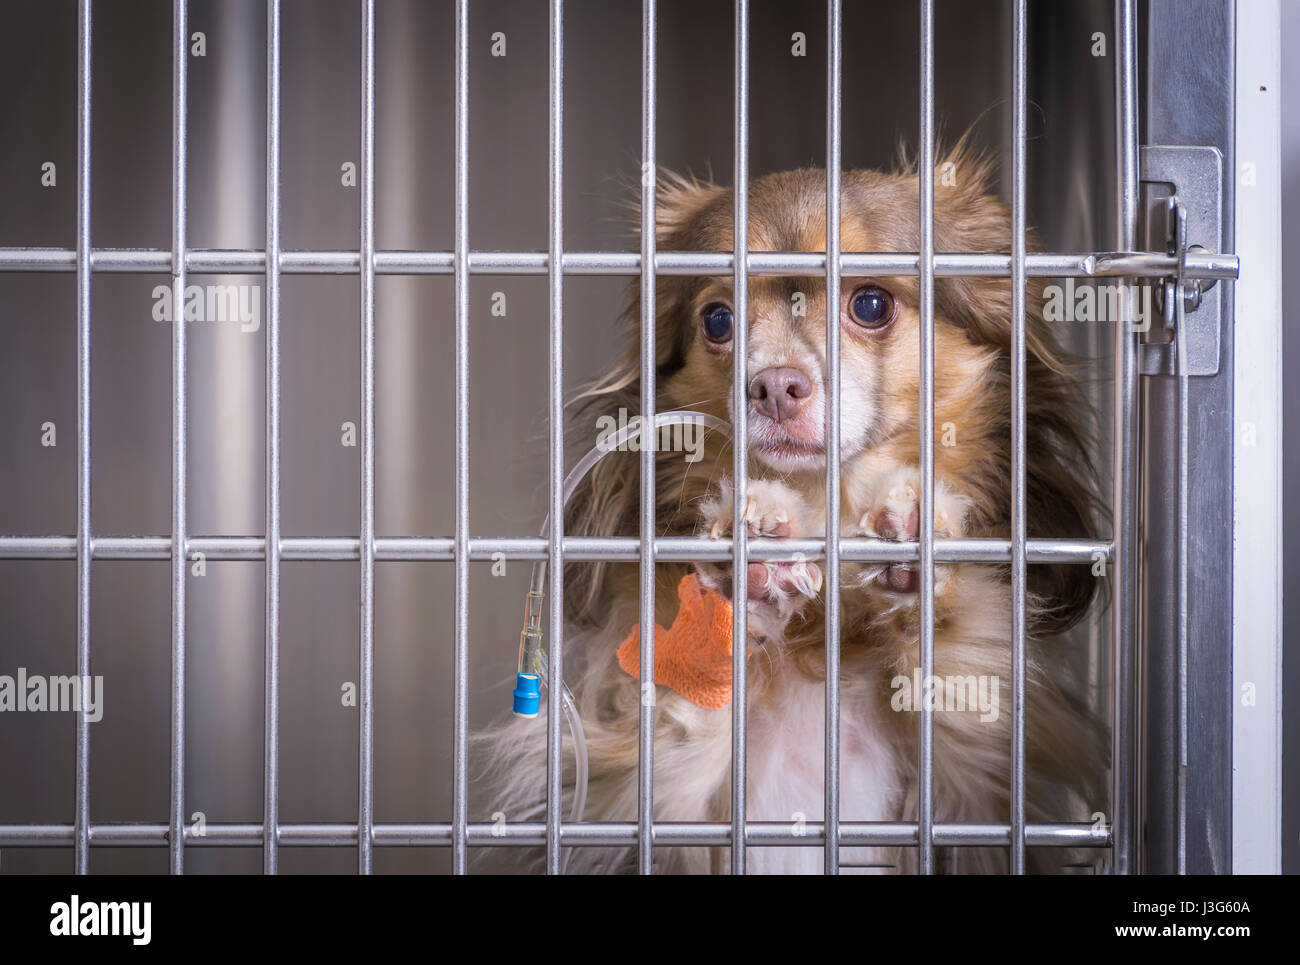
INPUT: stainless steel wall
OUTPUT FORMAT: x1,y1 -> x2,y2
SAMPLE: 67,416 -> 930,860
0,0 -> 1115,873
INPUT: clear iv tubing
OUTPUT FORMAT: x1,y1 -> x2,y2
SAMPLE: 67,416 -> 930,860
514,409 -> 731,833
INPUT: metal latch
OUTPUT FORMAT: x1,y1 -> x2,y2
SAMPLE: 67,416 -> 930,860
1138,146 -> 1225,376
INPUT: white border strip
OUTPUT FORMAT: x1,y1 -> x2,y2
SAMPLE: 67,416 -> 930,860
1231,0 -> 1282,875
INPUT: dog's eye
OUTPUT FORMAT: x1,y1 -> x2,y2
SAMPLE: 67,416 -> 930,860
701,304 -> 734,342
849,286 -> 896,329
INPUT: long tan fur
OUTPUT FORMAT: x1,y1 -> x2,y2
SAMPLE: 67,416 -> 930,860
475,144 -> 1108,874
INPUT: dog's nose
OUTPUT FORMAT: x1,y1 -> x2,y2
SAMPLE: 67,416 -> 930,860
748,367 -> 813,423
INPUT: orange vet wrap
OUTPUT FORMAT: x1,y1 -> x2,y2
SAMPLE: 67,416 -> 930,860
616,573 -> 738,710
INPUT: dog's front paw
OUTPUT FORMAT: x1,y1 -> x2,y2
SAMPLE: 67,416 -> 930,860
854,467 -> 968,596
700,477 -> 802,540
697,478 -> 823,641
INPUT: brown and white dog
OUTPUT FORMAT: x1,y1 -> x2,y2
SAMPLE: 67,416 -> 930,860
477,144 -> 1107,874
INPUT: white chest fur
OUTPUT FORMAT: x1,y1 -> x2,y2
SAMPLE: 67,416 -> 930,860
690,667 -> 904,874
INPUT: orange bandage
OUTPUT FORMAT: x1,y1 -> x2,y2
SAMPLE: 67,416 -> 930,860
616,573 -> 738,710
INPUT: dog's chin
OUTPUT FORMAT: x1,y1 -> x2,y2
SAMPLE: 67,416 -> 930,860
753,437 -> 827,472
752,431 -> 882,472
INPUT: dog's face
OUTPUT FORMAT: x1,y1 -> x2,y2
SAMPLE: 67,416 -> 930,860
566,155 -> 1096,636
653,164 -> 1015,475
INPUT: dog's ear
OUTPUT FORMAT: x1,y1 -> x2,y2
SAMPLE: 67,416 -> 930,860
889,129 -> 999,201
930,136 -> 1008,256
624,169 -> 725,247
933,133 -> 1001,207
654,170 -> 723,243
926,138 -> 1067,374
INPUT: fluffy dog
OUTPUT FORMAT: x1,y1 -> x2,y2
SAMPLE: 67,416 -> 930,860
476,144 -> 1107,874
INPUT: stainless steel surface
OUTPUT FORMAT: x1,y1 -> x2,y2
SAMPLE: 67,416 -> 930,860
1009,0 -> 1027,876
1111,0 -> 1139,876
1139,0 -> 1236,875
823,0 -> 842,877
637,0 -> 657,877
357,0 -> 376,877
168,0 -> 189,877
263,0 -> 282,877
0,247 -> 1235,278
452,0 -> 470,877
74,0 -> 92,878
1139,147 -> 1226,376
0,534 -> 1112,564
729,0 -> 749,877
0,820 -> 1109,849
917,0 -> 935,876
1176,220 -> 1189,874
544,0 -> 565,877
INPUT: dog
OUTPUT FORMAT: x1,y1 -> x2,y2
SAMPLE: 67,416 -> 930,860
476,142 -> 1108,874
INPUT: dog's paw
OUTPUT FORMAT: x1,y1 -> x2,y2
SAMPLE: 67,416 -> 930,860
700,477 -> 805,541
697,478 -> 823,641
854,467 -> 968,595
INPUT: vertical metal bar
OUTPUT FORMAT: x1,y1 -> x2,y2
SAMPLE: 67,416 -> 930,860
823,0 -> 842,878
358,0 -> 376,876
168,0 -> 189,876
263,0 -> 282,876
1111,0 -> 1139,876
730,0 -> 750,877
916,0 -> 936,877
545,0 -> 566,876
1009,0 -> 1028,876
451,0 -> 471,876
637,0 -> 657,876
1176,261 -> 1190,875
73,0 -> 92,877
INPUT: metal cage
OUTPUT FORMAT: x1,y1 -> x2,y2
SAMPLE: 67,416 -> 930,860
0,0 -> 1280,874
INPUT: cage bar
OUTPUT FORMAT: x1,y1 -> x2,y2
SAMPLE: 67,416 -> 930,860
917,0 -> 936,876
730,0 -> 750,876
73,0 -> 92,878
637,0 -> 658,876
1009,0 -> 1029,876
0,247 -> 1235,279
0,534 -> 1111,564
263,0 -> 283,876
1176,233 -> 1190,874
823,0 -> 843,877
357,0 -> 377,877
545,0 -> 566,877
452,0 -> 471,876
1111,0 -> 1140,876
0,821 -> 1108,849
168,0 -> 189,877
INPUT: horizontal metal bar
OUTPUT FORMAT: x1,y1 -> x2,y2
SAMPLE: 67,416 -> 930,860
0,822 -> 1109,849
0,535 -> 1110,564
0,247 -> 1238,279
